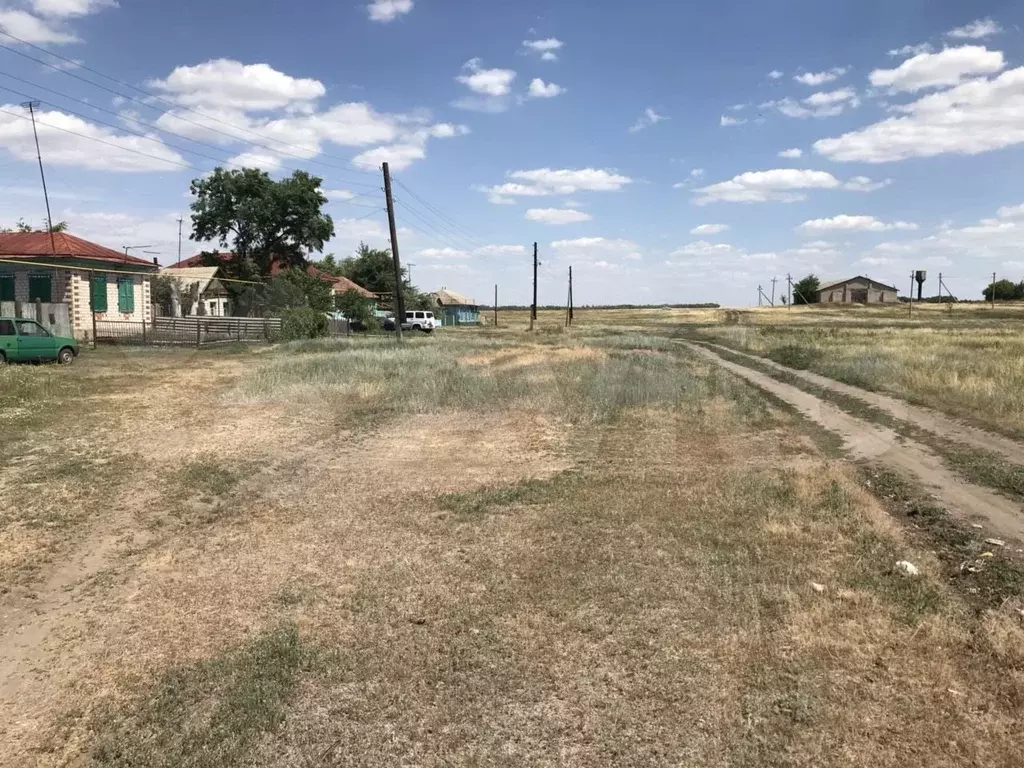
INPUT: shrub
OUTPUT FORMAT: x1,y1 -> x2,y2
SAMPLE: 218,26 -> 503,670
279,308 -> 329,340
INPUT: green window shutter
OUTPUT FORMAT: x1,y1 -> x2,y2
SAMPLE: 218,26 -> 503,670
91,275 -> 108,312
0,275 -> 13,302
28,273 -> 52,302
118,277 -> 135,313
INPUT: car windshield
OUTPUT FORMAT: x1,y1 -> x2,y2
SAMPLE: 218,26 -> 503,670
15,320 -> 50,337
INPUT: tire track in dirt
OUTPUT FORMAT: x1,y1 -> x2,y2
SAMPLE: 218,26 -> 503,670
684,342 -> 1024,542
696,340 -> 1024,464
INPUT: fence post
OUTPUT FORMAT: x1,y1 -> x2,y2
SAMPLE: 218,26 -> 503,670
196,320 -> 201,349
91,310 -> 97,349
142,318 -> 147,345
237,318 -> 242,343
263,318 -> 269,341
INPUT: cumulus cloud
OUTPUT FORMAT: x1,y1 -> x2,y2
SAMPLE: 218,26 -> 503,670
482,168 -> 633,203
0,9 -> 78,43
815,65 -> 1024,162
525,208 -> 592,225
762,87 -> 859,119
226,151 -> 280,172
720,114 -> 747,126
768,70 -> 784,79
417,247 -> 472,260
456,58 -> 516,96
0,103 -> 186,172
629,107 -> 668,133
778,148 -> 803,158
690,223 -> 729,235
523,38 -> 564,61
888,42 -> 933,58
844,176 -> 892,192
947,18 -> 1002,40
797,215 -> 918,232
869,45 -> 1004,92
690,168 -> 705,179
149,59 -> 325,111
366,0 -> 413,22
323,189 -> 357,202
550,237 -> 642,262
526,78 -> 565,99
794,67 -> 849,86
351,143 -> 425,171
693,169 -> 841,204
475,244 -> 527,256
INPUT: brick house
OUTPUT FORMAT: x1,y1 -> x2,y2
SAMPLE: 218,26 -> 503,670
0,232 -> 158,339
817,276 -> 899,305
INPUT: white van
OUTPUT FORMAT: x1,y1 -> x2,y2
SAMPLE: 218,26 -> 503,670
402,310 -> 438,333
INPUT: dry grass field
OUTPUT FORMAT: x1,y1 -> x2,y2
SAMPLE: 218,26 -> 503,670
2,319 -> 1023,766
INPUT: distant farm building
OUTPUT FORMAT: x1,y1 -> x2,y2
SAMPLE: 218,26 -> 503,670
817,277 -> 899,305
430,289 -> 480,326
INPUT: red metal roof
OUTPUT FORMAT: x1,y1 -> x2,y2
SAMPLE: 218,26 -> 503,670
173,252 -> 373,298
0,232 -> 157,268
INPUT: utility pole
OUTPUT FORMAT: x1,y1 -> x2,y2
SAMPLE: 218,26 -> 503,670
406,262 -> 416,286
991,271 -> 997,309
568,265 -> 574,326
565,266 -> 573,327
758,285 -> 762,307
787,273 -> 792,310
770,276 -> 777,307
177,216 -> 183,264
382,162 -> 404,341
23,101 -> 55,254
908,272 -> 914,318
493,284 -> 498,328
530,241 -> 538,331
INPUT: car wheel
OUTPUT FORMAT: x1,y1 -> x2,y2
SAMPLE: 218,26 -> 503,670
412,324 -> 421,331
57,347 -> 75,365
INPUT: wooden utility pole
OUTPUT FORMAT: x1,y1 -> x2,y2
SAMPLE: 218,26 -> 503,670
493,284 -> 498,328
23,101 -> 55,254
908,272 -> 914,318
992,271 -> 997,309
568,265 -> 574,326
787,273 -> 792,309
770,276 -> 777,307
758,285 -> 762,307
530,242 -> 538,331
382,162 -> 404,341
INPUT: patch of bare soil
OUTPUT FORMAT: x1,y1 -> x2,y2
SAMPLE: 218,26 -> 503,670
686,342 -> 1024,542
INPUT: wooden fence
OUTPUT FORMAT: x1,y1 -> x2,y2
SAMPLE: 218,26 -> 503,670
94,316 -> 284,347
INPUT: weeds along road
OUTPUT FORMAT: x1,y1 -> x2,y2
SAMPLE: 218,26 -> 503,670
683,341 -> 1024,542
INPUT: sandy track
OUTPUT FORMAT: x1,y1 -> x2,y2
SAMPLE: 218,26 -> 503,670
685,342 -> 1024,542
697,340 -> 1024,463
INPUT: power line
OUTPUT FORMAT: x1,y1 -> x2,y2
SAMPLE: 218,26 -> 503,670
391,178 -> 490,248
0,71 -> 380,190
0,31 -> 378,180
393,198 -> 474,253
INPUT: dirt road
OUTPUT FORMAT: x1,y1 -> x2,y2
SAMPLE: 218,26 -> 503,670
684,342 -> 1024,542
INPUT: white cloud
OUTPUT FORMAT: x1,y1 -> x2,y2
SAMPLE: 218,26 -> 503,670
323,189 -> 356,202
794,67 -> 849,86
768,70 -> 784,79
527,78 -> 565,99
482,167 -> 633,202
0,103 -> 186,172
351,142 -> 425,171
798,215 -> 918,233
0,9 -> 78,43
456,58 -> 516,96
475,244 -> 526,257
720,114 -> 747,127
417,247 -> 472,260
869,46 -> 1004,92
815,65 -> 1024,162
763,87 -> 858,119
525,208 -> 592,225
693,168 -> 840,204
844,175 -> 892,192
150,60 -> 325,111
366,0 -> 413,23
629,107 -> 668,133
778,148 -> 803,158
690,168 -> 705,179
551,237 -> 642,262
227,151 -> 281,171
523,38 -> 564,60
888,42 -> 933,58
690,224 -> 729,235
31,0 -> 116,17
947,18 -> 1002,40
427,122 -> 470,138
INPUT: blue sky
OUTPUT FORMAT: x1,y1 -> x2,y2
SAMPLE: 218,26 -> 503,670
1,0 -> 1023,306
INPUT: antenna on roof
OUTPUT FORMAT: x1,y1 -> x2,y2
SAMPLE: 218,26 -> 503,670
21,101 -> 56,254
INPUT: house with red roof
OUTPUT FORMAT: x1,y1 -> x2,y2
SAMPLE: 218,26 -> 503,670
0,232 -> 159,340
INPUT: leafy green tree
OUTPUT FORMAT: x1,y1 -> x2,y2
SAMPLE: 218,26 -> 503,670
150,275 -> 175,314
316,253 -> 343,276
338,242 -> 433,311
277,268 -> 334,312
335,288 -> 373,324
792,274 -> 820,305
189,167 -> 334,293
983,279 -> 1024,301
3,219 -> 67,233
15,219 -> 32,232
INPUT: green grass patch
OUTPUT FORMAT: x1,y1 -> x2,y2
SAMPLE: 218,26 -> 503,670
87,624 -> 315,767
439,472 -> 585,515
171,456 -> 250,498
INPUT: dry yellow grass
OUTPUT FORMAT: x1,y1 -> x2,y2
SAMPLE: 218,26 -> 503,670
1,334 -> 1022,766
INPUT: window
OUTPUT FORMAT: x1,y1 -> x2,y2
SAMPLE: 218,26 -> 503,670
28,272 -> 52,303
0,274 -> 13,302
90,274 -> 108,313
117,277 -> 135,313
415,312 -> 425,319
425,312 -> 434,318
15,319 -> 49,337
0,319 -> 14,336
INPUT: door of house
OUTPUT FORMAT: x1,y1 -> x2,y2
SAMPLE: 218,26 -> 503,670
850,289 -> 869,303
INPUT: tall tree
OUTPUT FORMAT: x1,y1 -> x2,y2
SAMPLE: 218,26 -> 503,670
189,168 -> 334,281
792,274 -> 820,305
339,242 -> 432,311
983,279 -> 1024,301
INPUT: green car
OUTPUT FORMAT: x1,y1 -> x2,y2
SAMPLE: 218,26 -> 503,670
0,317 -> 79,364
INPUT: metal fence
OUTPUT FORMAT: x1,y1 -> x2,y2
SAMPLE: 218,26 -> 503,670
94,316 -> 284,347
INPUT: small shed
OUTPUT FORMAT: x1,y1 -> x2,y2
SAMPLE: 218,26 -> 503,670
430,289 -> 480,326
817,276 -> 899,305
